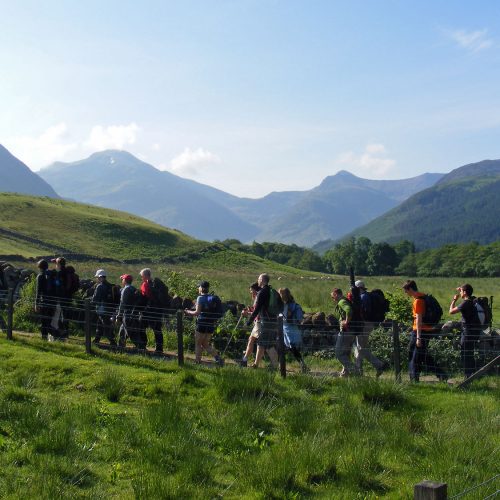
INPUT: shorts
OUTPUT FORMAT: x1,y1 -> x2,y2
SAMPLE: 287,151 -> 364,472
250,321 -> 261,339
256,319 -> 276,348
196,323 -> 215,334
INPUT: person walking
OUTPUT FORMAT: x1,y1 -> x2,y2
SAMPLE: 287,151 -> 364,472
116,274 -> 138,348
184,281 -> 224,366
449,284 -> 482,379
240,282 -> 261,367
246,273 -> 282,369
354,280 -> 388,377
403,280 -> 448,382
138,268 -> 164,353
34,259 -> 54,340
331,287 -> 359,377
92,269 -> 116,346
279,287 -> 308,373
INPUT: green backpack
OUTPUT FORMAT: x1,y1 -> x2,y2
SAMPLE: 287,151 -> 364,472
267,286 -> 282,317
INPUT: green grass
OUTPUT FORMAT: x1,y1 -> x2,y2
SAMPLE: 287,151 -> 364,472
0,336 -> 498,498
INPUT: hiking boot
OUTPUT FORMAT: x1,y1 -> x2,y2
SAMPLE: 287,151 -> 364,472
214,355 -> 224,367
238,358 -> 248,368
438,374 -> 449,383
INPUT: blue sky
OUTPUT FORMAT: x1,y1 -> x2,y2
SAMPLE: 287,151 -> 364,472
1,0 -> 499,197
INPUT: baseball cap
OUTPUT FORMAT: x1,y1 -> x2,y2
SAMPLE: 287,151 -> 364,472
198,280 -> 210,289
355,280 -> 366,289
120,274 -> 133,282
95,269 -> 107,278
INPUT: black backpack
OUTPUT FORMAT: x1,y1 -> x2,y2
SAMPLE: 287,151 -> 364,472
473,296 -> 492,326
422,294 -> 443,327
150,278 -> 171,309
105,283 -> 122,306
199,294 -> 224,325
364,289 -> 390,322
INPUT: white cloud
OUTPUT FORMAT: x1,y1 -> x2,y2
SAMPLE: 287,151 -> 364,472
152,143 -> 161,151
84,122 -> 139,150
3,122 -> 77,169
446,28 -> 493,52
337,143 -> 396,177
164,147 -> 220,176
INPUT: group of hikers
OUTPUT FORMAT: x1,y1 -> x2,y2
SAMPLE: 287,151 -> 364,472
32,257 -> 493,380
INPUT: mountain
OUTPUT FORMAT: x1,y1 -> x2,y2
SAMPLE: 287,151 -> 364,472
39,150 -> 443,246
343,159 -> 500,249
39,151 -> 257,242
0,144 -> 59,197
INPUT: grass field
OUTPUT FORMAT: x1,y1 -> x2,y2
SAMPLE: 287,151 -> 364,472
0,335 -> 498,499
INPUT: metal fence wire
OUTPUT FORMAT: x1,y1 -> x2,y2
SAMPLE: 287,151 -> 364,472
1,290 -> 498,383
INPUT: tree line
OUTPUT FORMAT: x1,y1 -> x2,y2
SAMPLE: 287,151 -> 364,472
220,238 -> 500,277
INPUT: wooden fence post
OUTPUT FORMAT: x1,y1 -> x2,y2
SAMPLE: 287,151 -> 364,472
414,480 -> 447,500
7,288 -> 14,340
176,310 -> 184,367
277,315 -> 286,378
84,298 -> 92,354
392,320 -> 401,382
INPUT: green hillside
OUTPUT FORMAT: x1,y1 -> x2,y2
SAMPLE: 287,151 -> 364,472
347,175 -> 500,249
0,193 -> 205,260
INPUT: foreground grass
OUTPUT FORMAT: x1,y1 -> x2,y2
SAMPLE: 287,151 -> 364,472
0,337 -> 498,499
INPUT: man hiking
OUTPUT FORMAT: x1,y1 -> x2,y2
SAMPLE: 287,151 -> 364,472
34,259 -> 54,340
116,274 -> 138,348
449,284 -> 482,379
92,269 -> 117,346
138,268 -> 164,353
246,273 -> 282,369
354,280 -> 388,377
403,280 -> 448,383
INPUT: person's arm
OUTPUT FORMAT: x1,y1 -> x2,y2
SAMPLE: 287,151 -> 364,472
91,283 -> 101,304
339,300 -> 353,330
185,297 -> 202,317
414,297 -> 425,346
247,291 -> 264,325
449,293 -> 460,314
34,274 -> 42,311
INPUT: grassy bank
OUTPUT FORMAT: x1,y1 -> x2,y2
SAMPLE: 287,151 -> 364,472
0,336 -> 498,498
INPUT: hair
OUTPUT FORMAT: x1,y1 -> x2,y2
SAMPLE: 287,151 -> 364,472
249,282 -> 260,292
140,268 -> 151,278
460,283 -> 473,297
37,259 -> 48,270
332,287 -> 343,296
278,287 -> 294,304
200,284 -> 209,293
259,273 -> 270,285
402,280 -> 418,292
56,257 -> 66,267
123,276 -> 133,284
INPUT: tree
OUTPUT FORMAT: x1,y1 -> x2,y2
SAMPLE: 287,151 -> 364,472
367,242 -> 399,275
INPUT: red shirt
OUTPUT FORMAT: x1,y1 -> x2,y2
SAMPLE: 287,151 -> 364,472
141,280 -> 154,302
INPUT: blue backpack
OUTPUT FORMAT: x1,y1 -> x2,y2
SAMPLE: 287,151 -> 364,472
199,294 -> 223,325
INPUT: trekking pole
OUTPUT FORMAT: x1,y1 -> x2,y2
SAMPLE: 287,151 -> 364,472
6,288 -> 13,340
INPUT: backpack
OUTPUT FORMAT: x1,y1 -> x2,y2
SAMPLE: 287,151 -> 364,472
473,296 -> 492,326
150,278 -> 171,309
65,266 -> 80,296
106,283 -> 122,306
199,294 -> 223,325
365,289 -> 390,322
44,269 -> 57,297
422,294 -> 443,327
267,286 -> 282,317
289,302 -> 304,322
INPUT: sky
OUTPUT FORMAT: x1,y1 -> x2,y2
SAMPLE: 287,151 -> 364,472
1,0 -> 500,198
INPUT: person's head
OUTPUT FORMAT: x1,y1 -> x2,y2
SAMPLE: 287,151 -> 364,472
198,280 -> 210,294
330,287 -> 343,302
140,268 -> 151,282
249,282 -> 260,297
37,259 -> 48,271
52,256 -> 66,270
355,280 -> 366,291
95,269 -> 107,282
278,287 -> 294,304
120,274 -> 133,286
258,273 -> 269,287
458,283 -> 473,298
402,280 -> 418,296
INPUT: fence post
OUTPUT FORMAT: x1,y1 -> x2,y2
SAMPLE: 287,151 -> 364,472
277,315 -> 286,378
414,480 -> 447,500
84,298 -> 92,354
176,310 -> 184,367
392,320 -> 401,382
6,288 -> 14,340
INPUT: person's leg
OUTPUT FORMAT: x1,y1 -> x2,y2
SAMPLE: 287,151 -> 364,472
421,336 -> 448,381
266,346 -> 279,368
355,322 -> 384,373
253,346 -> 265,367
335,331 -> 357,375
243,336 -> 256,360
94,315 -> 104,342
194,331 -> 203,363
461,335 -> 476,379
104,315 -> 116,345
153,320 -> 163,352
408,331 -> 420,382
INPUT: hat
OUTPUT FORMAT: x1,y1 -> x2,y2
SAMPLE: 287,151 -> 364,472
120,274 -> 133,282
198,280 -> 210,289
355,280 -> 366,289
95,269 -> 107,278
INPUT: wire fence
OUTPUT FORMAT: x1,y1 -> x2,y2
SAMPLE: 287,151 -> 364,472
1,289 -> 499,383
